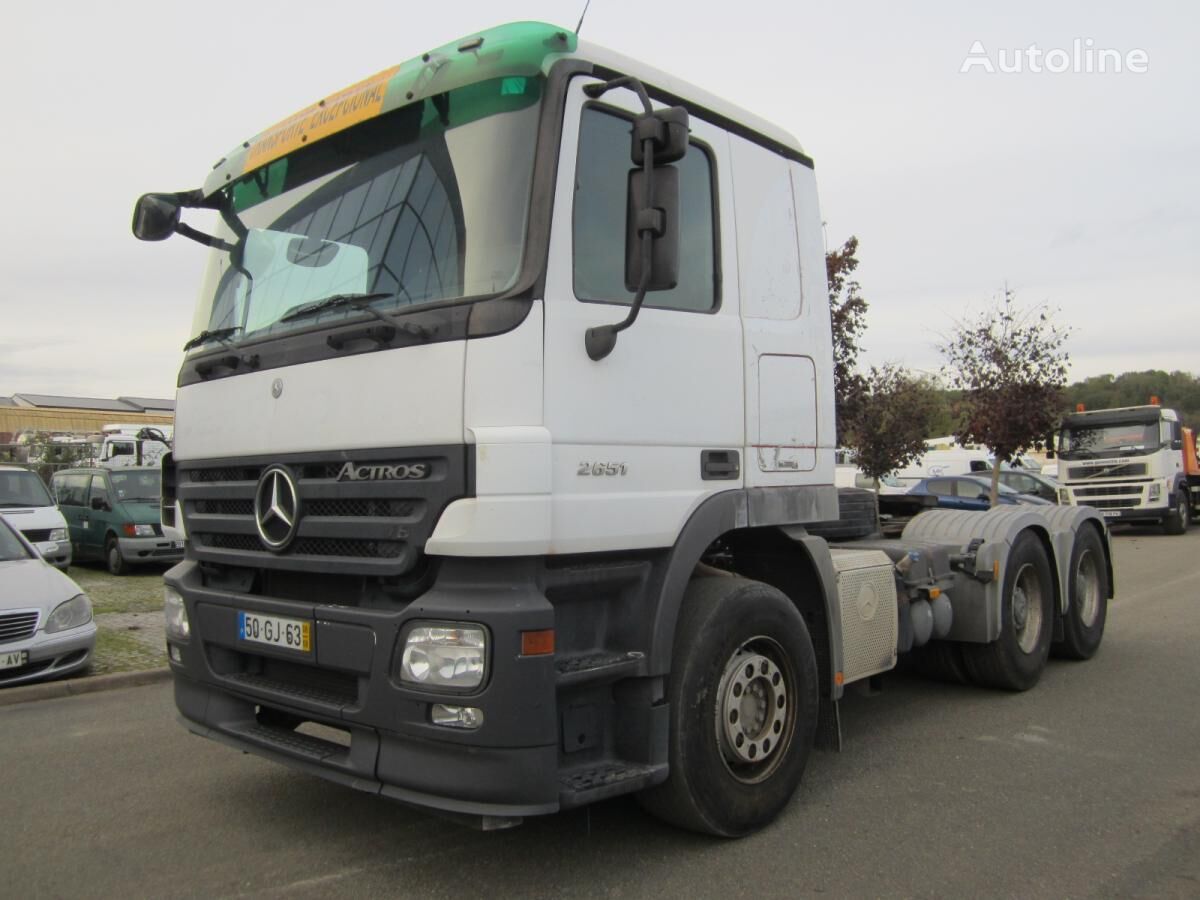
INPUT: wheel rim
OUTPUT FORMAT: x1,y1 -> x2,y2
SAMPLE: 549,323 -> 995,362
715,636 -> 796,784
1011,563 -> 1044,654
1075,548 -> 1101,628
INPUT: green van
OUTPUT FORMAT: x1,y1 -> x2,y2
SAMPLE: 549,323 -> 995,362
51,467 -> 184,574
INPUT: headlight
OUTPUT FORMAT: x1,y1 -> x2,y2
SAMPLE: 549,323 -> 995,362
164,585 -> 190,640
1148,483 -> 1162,501
123,523 -> 156,537
1058,488 -> 1071,504
45,594 -> 92,633
48,528 -> 68,542
400,623 -> 486,690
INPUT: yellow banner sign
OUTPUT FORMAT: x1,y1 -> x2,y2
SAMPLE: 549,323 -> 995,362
243,65 -> 401,173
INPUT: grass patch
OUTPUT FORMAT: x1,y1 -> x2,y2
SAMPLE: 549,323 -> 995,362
92,627 -> 165,676
69,565 -> 167,615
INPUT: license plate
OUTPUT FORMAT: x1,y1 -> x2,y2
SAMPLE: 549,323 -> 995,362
0,650 -> 28,670
238,611 -> 311,653
1101,510 -> 1120,518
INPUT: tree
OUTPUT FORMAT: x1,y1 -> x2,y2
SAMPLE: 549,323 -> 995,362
826,236 -> 869,431
940,289 -> 1070,504
842,364 -> 940,491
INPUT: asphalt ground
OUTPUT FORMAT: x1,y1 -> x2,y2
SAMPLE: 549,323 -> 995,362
2,525 -> 1198,899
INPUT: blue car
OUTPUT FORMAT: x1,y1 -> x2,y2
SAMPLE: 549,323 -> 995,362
907,475 -> 1053,511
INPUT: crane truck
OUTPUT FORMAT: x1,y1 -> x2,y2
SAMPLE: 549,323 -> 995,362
1056,401 -> 1199,534
133,21 -> 1113,836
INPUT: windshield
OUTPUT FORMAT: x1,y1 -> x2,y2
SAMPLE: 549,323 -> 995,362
1059,422 -> 1160,458
0,518 -> 33,561
188,75 -> 543,349
110,470 -> 161,502
0,469 -> 55,508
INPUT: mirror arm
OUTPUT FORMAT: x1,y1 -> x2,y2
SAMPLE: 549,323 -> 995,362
583,75 -> 653,114
174,221 -> 236,252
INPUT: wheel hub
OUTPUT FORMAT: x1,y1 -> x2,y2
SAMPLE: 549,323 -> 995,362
718,649 -> 788,766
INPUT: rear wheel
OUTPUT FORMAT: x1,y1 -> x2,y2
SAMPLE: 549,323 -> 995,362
1163,490 -> 1189,535
1053,526 -> 1108,660
637,577 -> 819,836
105,536 -> 127,576
961,532 -> 1054,691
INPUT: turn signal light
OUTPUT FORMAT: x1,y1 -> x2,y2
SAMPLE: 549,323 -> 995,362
521,629 -> 555,656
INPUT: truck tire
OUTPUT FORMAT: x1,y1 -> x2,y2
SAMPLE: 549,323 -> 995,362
1053,526 -> 1108,661
1163,490 -> 1189,535
908,640 -> 971,685
805,488 -> 877,541
961,531 -> 1053,691
105,536 -> 127,576
637,577 -> 818,837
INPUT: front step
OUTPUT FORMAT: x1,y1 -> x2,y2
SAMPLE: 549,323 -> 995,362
558,760 -> 667,808
555,650 -> 645,686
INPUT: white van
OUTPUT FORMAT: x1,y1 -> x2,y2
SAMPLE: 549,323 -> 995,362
0,465 -> 72,569
892,447 -> 992,486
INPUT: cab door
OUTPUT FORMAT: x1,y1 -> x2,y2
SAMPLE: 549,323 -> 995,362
540,76 -> 743,554
83,473 -> 112,558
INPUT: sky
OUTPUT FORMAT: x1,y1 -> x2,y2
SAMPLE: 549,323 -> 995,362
2,0 -> 1196,399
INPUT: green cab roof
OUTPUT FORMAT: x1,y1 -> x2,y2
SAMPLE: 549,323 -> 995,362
204,22 -> 577,196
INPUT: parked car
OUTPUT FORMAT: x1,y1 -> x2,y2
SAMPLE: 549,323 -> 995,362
834,465 -> 908,494
907,475 -> 1054,511
0,464 -> 72,570
51,467 -> 183,575
0,516 -> 95,687
977,467 -> 1062,504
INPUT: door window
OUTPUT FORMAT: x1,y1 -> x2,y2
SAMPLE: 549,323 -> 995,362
572,105 -> 718,312
89,475 -> 110,510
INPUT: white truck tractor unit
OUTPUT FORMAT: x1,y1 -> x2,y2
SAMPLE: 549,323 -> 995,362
134,22 -> 1113,836
1056,404 -> 1199,534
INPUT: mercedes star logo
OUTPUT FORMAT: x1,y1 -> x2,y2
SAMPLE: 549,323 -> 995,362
254,466 -> 300,551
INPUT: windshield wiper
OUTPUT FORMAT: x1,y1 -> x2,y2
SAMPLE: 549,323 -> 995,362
183,326 -> 243,352
279,292 -> 395,324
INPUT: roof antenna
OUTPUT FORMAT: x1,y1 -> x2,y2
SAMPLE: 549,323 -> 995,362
575,0 -> 592,35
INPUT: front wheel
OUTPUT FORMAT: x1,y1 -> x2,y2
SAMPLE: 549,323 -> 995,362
637,577 -> 819,837
105,537 -> 127,576
961,531 -> 1054,691
1163,490 -> 1189,535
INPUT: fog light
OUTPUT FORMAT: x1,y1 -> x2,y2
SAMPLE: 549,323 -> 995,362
400,623 -> 486,689
1148,483 -> 1162,501
431,704 -> 484,729
164,586 -> 190,640
168,644 -> 183,663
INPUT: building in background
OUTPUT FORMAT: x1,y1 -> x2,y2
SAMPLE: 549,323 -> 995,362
0,394 -> 174,444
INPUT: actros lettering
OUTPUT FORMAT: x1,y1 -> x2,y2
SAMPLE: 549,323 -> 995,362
336,461 -> 429,482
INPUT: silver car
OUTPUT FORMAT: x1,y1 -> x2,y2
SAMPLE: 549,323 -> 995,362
0,516 -> 96,687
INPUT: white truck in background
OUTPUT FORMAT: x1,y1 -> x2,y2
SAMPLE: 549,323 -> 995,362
1056,403 -> 1199,534
92,425 -> 173,469
133,21 -> 1114,836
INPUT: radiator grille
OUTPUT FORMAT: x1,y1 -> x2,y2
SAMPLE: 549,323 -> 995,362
20,529 -> 52,543
1067,463 -> 1148,479
178,446 -> 467,576
0,611 -> 39,645
1072,485 -> 1142,498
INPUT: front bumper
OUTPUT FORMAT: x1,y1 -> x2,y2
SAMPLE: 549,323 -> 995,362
118,535 -> 185,565
33,540 -> 72,571
0,623 -> 96,687
1074,502 -> 1170,524
166,559 -> 568,819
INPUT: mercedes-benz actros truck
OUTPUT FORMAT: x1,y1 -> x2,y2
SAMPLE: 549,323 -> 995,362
134,21 -> 1113,836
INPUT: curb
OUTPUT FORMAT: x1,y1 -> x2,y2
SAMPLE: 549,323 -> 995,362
0,667 -> 172,708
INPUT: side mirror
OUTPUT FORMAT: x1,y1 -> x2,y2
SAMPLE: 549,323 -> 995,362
625,166 -> 679,292
132,193 -> 181,241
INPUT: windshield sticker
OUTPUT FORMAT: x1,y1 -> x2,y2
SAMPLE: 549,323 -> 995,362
243,65 -> 401,174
